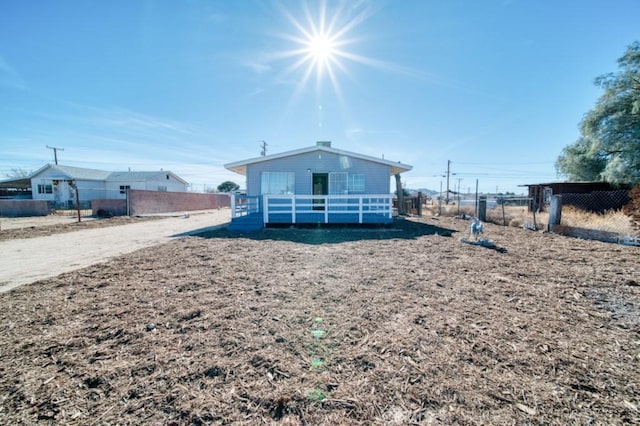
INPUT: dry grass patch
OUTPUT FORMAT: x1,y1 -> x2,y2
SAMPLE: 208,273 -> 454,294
424,203 -> 637,235
560,206 -> 636,235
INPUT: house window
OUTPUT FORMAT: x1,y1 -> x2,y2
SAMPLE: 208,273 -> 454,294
37,184 -> 53,194
329,172 -> 347,195
328,173 -> 365,194
261,172 -> 295,194
158,185 -> 168,192
348,174 -> 365,193
119,185 -> 130,194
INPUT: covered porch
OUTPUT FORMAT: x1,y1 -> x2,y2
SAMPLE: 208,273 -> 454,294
230,194 -> 393,231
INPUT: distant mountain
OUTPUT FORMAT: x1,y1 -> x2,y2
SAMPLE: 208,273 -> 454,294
406,188 -> 438,196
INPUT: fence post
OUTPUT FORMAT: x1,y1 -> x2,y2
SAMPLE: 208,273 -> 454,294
478,196 -> 487,221
263,195 -> 269,224
230,193 -> 236,219
292,196 -> 296,224
548,195 -> 562,231
75,186 -> 81,223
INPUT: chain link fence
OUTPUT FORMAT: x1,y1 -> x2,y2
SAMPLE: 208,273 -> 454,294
559,190 -> 631,214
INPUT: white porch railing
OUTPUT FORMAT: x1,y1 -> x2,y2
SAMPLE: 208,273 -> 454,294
230,195 -> 260,218
263,194 -> 393,224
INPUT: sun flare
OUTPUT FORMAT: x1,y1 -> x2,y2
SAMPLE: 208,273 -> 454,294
273,1 -> 379,96
308,34 -> 336,64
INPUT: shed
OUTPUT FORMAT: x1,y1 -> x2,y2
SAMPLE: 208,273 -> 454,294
0,177 -> 33,199
521,181 -> 619,211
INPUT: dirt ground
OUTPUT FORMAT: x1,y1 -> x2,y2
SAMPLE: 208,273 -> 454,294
0,214 -> 98,230
0,214 -> 168,241
0,210 -> 231,292
0,216 -> 639,424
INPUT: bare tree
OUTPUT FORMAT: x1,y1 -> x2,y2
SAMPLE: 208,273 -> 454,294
7,168 -> 32,179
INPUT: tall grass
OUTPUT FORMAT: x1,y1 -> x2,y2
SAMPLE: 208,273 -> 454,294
422,202 -> 637,236
559,206 -> 635,235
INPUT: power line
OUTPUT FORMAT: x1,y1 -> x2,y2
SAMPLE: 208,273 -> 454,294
454,161 -> 555,166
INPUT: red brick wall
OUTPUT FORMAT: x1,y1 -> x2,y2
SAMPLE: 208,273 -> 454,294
0,200 -> 50,217
128,190 -> 230,215
91,199 -> 127,217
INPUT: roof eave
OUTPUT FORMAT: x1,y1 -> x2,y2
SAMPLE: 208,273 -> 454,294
390,164 -> 412,175
224,146 -> 413,176
224,165 -> 247,176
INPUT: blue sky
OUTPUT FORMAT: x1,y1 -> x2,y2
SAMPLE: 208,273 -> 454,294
1,0 -> 638,194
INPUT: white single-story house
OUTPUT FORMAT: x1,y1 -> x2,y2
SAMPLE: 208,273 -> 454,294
29,164 -> 189,208
224,141 -> 412,231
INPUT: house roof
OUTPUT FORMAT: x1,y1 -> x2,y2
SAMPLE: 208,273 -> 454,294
519,181 -> 614,187
31,164 -> 112,181
224,145 -> 413,176
107,171 -> 188,184
29,164 -> 188,184
0,177 -> 31,189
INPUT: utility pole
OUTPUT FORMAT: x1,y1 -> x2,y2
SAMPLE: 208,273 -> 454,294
260,140 -> 268,156
475,179 -> 479,217
445,160 -> 451,204
46,145 -> 64,165
456,177 -> 463,215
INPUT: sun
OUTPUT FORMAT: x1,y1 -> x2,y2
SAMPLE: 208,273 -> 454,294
272,0 -> 378,97
307,34 -> 336,65
303,31 -> 340,82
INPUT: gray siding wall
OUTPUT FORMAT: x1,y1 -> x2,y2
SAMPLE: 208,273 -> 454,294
245,151 -> 392,196
76,180 -> 108,201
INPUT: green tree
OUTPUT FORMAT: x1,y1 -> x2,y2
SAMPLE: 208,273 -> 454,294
556,136 -> 607,181
394,188 -> 410,197
217,180 -> 240,192
556,41 -> 640,185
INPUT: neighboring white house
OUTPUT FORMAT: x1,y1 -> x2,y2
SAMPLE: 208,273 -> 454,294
29,164 -> 189,207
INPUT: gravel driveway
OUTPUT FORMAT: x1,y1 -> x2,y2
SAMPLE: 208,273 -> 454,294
0,209 -> 231,293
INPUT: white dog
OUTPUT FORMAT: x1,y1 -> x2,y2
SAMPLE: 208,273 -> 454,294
470,217 -> 484,240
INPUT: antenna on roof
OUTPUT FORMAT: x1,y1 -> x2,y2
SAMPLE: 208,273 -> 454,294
46,145 -> 64,165
260,140 -> 268,156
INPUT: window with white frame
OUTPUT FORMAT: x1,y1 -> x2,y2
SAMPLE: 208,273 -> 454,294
119,185 -> 130,194
348,174 -> 365,193
329,172 -> 347,195
37,183 -> 53,194
261,172 -> 295,194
